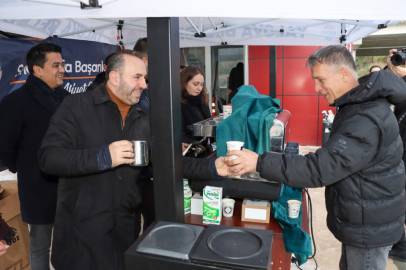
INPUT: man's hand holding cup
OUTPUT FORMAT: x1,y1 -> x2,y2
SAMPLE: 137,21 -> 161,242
109,140 -> 134,167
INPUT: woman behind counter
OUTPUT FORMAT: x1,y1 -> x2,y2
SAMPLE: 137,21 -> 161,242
181,65 -> 212,153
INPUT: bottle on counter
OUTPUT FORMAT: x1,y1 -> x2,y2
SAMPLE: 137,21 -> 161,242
327,110 -> 335,123
322,110 -> 328,121
183,179 -> 192,215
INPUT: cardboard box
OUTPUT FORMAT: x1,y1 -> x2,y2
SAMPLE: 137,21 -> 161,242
242,199 -> 271,223
0,181 -> 30,270
191,193 -> 203,215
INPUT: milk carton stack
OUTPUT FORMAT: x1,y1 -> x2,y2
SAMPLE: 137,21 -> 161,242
203,186 -> 223,225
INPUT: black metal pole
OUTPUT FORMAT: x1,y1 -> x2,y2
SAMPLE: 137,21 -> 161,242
147,17 -> 184,223
269,46 -> 277,98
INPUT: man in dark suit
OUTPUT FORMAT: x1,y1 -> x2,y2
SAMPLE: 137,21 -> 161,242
0,43 -> 70,270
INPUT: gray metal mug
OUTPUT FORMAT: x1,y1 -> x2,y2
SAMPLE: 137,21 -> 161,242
131,141 -> 149,166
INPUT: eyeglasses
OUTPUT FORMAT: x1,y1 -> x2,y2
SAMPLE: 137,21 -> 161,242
43,62 -> 66,69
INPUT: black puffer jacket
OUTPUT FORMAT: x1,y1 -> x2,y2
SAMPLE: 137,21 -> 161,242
394,76 -> 406,165
257,70 -> 406,248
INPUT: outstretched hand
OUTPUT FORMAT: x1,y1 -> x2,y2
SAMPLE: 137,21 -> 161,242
215,156 -> 230,176
0,241 -> 9,256
227,148 -> 259,176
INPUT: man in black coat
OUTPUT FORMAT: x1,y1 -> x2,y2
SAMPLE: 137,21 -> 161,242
386,49 -> 406,264
38,50 -> 228,270
227,45 -> 406,270
0,43 -> 70,270
227,62 -> 244,101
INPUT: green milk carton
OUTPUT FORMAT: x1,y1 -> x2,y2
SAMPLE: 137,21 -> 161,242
203,186 -> 223,225
183,179 -> 192,215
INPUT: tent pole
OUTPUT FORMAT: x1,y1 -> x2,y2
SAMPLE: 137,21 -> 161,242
317,19 -> 378,28
208,18 -> 217,30
207,17 -> 224,43
68,19 -> 113,42
269,46 -> 276,98
58,19 -> 143,38
147,17 -> 184,223
11,20 -> 49,36
205,18 -> 277,35
345,25 -> 358,39
97,18 -> 197,37
230,27 -> 336,44
185,17 -> 201,35
341,23 -> 347,45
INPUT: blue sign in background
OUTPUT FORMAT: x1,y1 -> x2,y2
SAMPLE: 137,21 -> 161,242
0,37 -> 120,101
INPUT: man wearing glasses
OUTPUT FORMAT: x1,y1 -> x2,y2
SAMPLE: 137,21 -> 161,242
0,43 -> 70,270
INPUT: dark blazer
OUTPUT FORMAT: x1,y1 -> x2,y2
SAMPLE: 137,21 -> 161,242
0,75 -> 70,224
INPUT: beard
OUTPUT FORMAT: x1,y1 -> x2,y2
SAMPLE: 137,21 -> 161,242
117,80 -> 143,105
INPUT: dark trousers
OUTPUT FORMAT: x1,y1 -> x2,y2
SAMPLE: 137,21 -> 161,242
137,179 -> 155,233
339,244 -> 392,270
391,182 -> 406,252
29,223 -> 53,270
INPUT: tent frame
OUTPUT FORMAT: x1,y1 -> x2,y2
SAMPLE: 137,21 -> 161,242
4,16 -> 396,47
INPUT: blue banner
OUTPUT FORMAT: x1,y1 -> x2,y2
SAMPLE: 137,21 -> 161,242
0,37 -> 120,101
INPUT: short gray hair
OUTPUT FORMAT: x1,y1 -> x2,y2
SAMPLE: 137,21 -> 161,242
106,50 -> 143,80
306,45 -> 358,78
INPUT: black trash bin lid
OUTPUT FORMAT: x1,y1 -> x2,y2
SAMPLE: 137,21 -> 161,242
191,225 -> 273,270
136,221 -> 204,260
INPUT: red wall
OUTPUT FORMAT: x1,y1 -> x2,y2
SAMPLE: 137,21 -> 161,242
248,46 -> 270,96
249,46 -> 332,146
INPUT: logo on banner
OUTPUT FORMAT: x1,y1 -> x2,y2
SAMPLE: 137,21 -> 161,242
322,24 -> 336,41
14,61 -> 105,77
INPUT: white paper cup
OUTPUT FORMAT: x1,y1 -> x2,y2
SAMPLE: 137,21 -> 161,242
287,200 -> 301,218
226,141 -> 244,161
223,105 -> 232,119
222,198 -> 235,217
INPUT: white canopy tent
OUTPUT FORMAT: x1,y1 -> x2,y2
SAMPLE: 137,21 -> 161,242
0,0 -> 403,48
1,0 -> 405,224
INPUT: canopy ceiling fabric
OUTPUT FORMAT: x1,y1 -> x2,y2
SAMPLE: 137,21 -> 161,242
0,0 -> 403,48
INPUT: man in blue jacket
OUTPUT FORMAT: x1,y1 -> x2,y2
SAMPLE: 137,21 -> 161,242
228,45 -> 406,270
